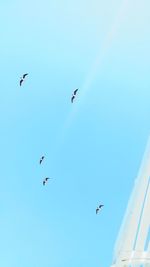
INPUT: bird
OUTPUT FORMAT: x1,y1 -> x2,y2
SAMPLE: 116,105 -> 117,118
71,88 -> 79,103
19,73 -> 28,86
23,73 -> 28,79
43,177 -> 51,186
39,156 -> 45,164
96,204 -> 104,214
71,95 -> 75,103
20,78 -> 24,86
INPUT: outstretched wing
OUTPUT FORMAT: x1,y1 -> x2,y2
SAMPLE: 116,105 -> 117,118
74,88 -> 78,95
71,95 -> 74,103
23,73 -> 28,79
20,79 -> 23,86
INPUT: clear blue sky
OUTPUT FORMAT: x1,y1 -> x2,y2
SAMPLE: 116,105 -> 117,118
0,0 -> 150,266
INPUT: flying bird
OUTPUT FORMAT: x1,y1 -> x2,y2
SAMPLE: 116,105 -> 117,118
39,156 -> 45,164
96,204 -> 104,214
71,88 -> 79,103
19,73 -> 28,86
43,177 -> 51,186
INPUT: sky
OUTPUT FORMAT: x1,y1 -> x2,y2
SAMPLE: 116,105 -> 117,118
0,0 -> 150,266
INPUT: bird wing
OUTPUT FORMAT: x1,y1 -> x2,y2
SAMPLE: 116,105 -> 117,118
74,88 -> 78,95
43,181 -> 45,185
20,79 -> 23,86
71,96 -> 74,103
23,73 -> 28,79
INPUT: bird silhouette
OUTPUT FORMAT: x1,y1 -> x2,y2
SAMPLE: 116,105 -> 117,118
43,177 -> 51,186
23,73 -> 28,79
19,73 -> 28,86
39,156 -> 45,164
71,88 -> 79,103
20,78 -> 24,86
96,204 -> 104,214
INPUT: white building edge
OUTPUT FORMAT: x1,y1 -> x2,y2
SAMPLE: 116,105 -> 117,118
111,138 -> 150,267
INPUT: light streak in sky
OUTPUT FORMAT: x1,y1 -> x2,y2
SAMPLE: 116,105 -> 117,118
56,0 -> 130,148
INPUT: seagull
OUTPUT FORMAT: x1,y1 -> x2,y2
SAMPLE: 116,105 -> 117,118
19,73 -> 28,86
96,204 -> 104,214
43,177 -> 51,186
20,78 -> 24,86
39,156 -> 45,164
23,73 -> 28,79
71,88 -> 79,103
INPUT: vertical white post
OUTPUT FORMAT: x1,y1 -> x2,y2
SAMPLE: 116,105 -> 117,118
111,137 -> 150,267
